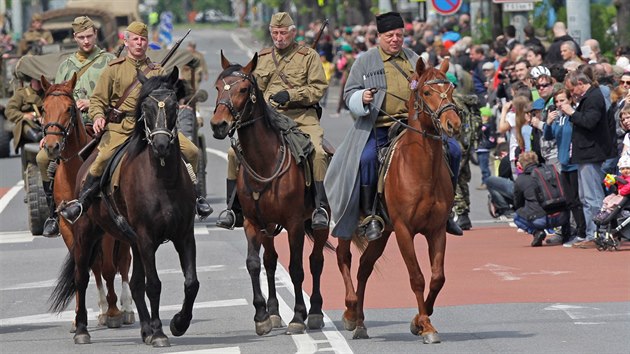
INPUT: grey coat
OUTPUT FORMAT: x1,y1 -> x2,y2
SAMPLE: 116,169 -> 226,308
324,47 -> 419,239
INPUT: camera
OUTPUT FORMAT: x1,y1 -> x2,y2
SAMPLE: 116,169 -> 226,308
547,104 -> 556,112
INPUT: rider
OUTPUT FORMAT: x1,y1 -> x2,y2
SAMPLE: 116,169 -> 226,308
37,16 -> 116,237
5,74 -> 44,153
18,13 -> 53,55
324,12 -> 463,241
215,12 -> 330,230
58,21 -> 212,223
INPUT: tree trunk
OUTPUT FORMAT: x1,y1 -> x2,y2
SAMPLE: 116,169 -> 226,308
358,0 -> 372,24
617,0 -> 630,48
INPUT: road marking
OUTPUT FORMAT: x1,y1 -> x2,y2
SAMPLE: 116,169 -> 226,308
206,147 -> 228,161
0,230 -> 34,244
170,348 -> 240,354
0,181 -> 23,214
544,303 -> 630,325
473,263 -> 571,281
0,299 -> 247,327
231,32 -> 255,58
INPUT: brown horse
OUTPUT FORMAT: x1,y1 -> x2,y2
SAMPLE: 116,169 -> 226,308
40,74 -> 134,328
210,52 -> 331,335
336,58 -> 461,343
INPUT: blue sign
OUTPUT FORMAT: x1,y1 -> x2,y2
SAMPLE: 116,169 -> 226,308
432,0 -> 462,15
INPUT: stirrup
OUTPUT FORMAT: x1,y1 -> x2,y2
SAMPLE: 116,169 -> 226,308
311,207 -> 329,229
216,209 -> 236,230
60,199 -> 83,225
359,214 -> 385,229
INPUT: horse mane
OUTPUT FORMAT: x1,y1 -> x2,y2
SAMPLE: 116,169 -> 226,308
44,82 -> 74,97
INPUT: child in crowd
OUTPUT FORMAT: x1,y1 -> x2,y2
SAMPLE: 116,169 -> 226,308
594,155 -> 630,224
476,106 -> 497,189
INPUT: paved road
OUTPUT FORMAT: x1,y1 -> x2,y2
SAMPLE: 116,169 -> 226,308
1,27 -> 629,353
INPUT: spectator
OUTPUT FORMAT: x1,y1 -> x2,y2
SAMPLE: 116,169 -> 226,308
523,24 -> 544,50
513,152 -> 570,247
560,41 -> 584,66
486,145 -> 516,218
546,22 -> 581,65
594,155 -> 630,224
476,106 -> 497,189
503,25 -> 519,51
530,67 -> 560,170
526,45 -> 545,67
583,38 -> 602,63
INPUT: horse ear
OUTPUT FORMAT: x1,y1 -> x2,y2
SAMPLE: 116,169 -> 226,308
220,50 -> 230,69
416,56 -> 426,76
168,66 -> 179,86
69,72 -> 78,89
137,68 -> 148,84
440,57 -> 450,74
242,53 -> 258,74
41,75 -> 51,91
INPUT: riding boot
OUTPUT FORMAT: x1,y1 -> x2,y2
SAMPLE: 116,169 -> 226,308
195,193 -> 213,220
360,184 -> 383,241
23,126 -> 43,143
216,179 -> 244,230
311,181 -> 330,230
446,212 -> 463,236
59,173 -> 101,224
42,181 -> 59,237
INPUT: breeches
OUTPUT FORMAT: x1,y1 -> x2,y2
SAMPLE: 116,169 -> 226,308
36,148 -> 52,183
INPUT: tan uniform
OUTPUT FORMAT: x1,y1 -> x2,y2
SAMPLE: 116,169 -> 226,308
88,56 -> 199,176
4,86 -> 43,152
18,29 -> 53,55
227,42 -> 329,181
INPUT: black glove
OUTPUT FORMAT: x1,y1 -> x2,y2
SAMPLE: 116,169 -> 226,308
271,90 -> 290,105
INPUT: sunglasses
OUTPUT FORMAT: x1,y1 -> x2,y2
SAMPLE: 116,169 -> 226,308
621,80 -> 630,86
536,83 -> 552,89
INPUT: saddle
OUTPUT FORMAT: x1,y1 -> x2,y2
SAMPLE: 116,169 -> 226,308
101,139 -> 132,194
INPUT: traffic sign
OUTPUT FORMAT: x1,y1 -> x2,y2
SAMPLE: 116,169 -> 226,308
431,0 -> 462,16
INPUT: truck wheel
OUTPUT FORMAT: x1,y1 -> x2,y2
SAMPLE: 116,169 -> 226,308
25,163 -> 49,235
0,117 -> 11,158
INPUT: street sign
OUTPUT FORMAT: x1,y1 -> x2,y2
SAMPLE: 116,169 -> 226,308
492,0 -> 539,3
431,0 -> 462,16
503,2 -> 534,11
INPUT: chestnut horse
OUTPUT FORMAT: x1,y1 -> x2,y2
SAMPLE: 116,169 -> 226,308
210,52 -> 331,335
40,74 -> 134,328
336,58 -> 461,343
50,68 -> 198,346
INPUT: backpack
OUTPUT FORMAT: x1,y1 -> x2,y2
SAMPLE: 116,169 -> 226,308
531,164 -> 567,214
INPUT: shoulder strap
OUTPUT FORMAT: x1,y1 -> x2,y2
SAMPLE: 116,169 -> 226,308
75,52 -> 102,80
271,48 -> 294,89
389,58 -> 411,82
114,63 -> 154,110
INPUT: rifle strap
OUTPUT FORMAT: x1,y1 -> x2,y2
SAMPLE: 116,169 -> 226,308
389,57 -> 411,83
75,52 -> 102,81
114,62 -> 155,111
272,48 -> 294,89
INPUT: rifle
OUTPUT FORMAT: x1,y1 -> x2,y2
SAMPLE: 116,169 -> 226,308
311,19 -> 329,50
79,30 -> 192,161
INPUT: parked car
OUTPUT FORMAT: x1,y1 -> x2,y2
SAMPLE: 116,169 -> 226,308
194,9 -> 235,23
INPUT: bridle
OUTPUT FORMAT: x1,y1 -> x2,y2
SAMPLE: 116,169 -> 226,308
42,90 -> 80,159
141,89 -> 178,147
411,78 -> 459,139
214,70 -> 261,137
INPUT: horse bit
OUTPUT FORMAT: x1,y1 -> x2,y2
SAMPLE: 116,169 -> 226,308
142,90 -> 178,166
215,71 -> 260,137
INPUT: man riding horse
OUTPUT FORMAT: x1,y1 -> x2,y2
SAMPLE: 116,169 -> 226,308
215,12 -> 330,231
59,21 -> 212,223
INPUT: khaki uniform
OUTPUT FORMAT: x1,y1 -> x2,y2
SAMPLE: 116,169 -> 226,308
18,29 -> 53,55
452,94 -> 481,216
88,56 -> 199,176
227,42 -> 329,181
4,86 -> 43,152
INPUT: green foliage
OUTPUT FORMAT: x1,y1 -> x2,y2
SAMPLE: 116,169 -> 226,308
473,17 -> 493,45
193,0 -> 232,15
590,3 -> 617,61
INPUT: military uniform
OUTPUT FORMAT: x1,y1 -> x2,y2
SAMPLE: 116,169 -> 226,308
18,14 -> 53,56
5,86 -> 43,152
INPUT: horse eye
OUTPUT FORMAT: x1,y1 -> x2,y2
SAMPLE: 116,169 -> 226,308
239,87 -> 247,93
423,91 -> 430,96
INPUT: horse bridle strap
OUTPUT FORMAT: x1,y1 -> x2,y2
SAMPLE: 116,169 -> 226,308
216,71 -> 257,137
143,92 -> 178,145
43,90 -> 81,159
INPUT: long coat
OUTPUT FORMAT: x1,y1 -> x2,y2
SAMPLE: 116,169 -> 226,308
324,47 -> 418,239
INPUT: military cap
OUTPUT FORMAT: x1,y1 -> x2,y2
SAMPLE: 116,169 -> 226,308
72,16 -> 94,33
270,12 -> 294,27
126,21 -> 148,37
376,12 -> 404,34
31,13 -> 43,22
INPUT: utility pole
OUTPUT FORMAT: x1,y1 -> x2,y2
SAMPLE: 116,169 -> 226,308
566,0 -> 590,45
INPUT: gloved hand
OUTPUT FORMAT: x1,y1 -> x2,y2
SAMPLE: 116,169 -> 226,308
271,90 -> 290,105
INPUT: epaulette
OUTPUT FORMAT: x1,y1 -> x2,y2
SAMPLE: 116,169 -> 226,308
258,47 -> 273,56
108,57 -> 125,66
296,46 -> 310,55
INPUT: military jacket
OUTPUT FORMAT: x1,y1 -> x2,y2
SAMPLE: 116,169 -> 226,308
255,42 -> 327,120
5,87 -> 44,124
89,56 -> 164,125
55,47 -> 115,123
18,29 -> 53,55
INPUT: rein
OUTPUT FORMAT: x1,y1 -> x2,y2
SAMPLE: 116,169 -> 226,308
141,91 -> 178,147
42,90 -> 82,161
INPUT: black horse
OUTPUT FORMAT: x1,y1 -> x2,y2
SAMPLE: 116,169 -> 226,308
49,67 -> 199,347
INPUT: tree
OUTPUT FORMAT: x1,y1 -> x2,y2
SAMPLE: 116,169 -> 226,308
616,0 -> 630,48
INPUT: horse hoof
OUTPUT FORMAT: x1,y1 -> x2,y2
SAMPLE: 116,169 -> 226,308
122,311 -> 135,325
170,313 -> 192,337
106,314 -> 122,328
307,314 -> 324,330
422,332 -> 441,344
270,315 -> 283,328
410,320 -> 421,336
73,333 -> 91,344
151,336 -> 171,348
352,326 -> 369,339
144,335 -> 153,345
286,322 -> 306,335
255,318 -> 273,336
97,314 -> 107,326
69,321 -> 77,333
342,316 -> 356,331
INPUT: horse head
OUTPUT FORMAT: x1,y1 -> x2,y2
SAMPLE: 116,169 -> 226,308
40,73 -> 79,160
135,67 -> 180,159
409,57 -> 461,137
210,50 -> 259,139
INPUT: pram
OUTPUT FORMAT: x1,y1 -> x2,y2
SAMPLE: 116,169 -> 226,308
594,176 -> 630,251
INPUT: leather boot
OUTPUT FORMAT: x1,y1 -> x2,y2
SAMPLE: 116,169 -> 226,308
216,179 -> 243,230
42,181 -> 59,237
446,212 -> 463,236
59,173 -> 101,224
360,184 -> 383,241
311,181 -> 329,230
195,194 -> 213,220
455,213 -> 472,230
23,126 -> 43,143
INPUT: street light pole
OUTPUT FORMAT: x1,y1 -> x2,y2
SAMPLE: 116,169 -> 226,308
566,0 -> 591,45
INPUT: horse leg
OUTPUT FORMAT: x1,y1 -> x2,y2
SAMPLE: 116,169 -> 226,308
336,238 -> 357,331
72,221 -> 99,344
91,265 -> 108,327
101,237 -> 123,328
139,243 -> 170,347
306,228 -> 328,330
423,232 -> 446,325
244,223 -> 272,336
118,242 -> 135,325
394,226 -> 441,344
285,222 -> 308,335
352,232 -> 390,339
169,229 -> 199,337
261,237 -> 282,329
129,245 -> 153,345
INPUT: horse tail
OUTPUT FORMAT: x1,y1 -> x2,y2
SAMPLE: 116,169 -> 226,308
351,235 -> 369,253
103,196 -> 138,244
48,253 -> 76,313
305,232 -> 336,252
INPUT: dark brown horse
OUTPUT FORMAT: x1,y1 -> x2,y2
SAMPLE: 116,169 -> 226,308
40,74 -> 134,328
210,52 -> 331,335
336,58 -> 461,343
50,68 -> 198,347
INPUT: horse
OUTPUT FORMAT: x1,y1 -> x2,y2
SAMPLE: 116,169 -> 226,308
210,51 -> 331,335
40,74 -> 134,329
336,58 -> 461,343
49,67 -> 199,347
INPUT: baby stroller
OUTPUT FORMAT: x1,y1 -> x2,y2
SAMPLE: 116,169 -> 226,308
593,176 -> 630,251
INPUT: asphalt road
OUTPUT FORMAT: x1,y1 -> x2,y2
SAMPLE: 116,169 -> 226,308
1,27 -> 629,354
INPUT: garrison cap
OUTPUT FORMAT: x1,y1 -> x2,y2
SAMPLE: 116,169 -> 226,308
270,12 -> 294,28
31,13 -> 43,22
72,16 -> 94,33
376,12 -> 404,34
126,21 -> 148,38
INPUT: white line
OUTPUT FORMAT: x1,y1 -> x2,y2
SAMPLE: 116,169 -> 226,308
230,32 -> 255,58
206,147 -> 228,161
0,230 -> 34,244
0,181 -> 23,214
170,347 -> 241,354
